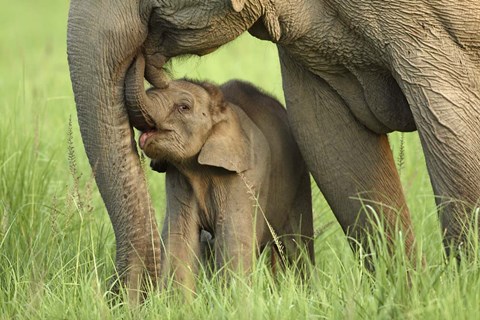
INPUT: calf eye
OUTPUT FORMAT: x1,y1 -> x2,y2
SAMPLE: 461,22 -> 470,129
177,104 -> 191,113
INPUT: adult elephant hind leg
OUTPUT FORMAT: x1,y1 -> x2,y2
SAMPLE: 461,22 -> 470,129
389,37 -> 480,256
284,170 -> 315,273
279,52 -> 417,264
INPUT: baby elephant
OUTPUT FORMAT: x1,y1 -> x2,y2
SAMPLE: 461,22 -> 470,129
125,55 -> 314,292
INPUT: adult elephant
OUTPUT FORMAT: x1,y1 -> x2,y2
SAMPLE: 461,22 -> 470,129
67,0 -> 480,296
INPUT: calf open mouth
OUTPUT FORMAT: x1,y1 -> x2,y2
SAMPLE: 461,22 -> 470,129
139,130 -> 156,149
139,127 -> 173,149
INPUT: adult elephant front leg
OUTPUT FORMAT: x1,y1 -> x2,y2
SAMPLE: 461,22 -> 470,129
388,33 -> 480,255
67,0 -> 161,300
279,51 -> 417,261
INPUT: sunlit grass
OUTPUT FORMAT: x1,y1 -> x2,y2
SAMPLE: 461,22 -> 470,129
1,1 -> 479,319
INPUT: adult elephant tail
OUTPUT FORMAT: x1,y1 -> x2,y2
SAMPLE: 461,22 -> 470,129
67,0 -> 161,303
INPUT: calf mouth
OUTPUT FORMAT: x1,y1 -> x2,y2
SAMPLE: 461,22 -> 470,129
139,130 -> 156,149
138,127 -> 173,150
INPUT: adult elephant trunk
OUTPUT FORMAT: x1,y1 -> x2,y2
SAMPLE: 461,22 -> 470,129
67,0 -> 164,301
125,54 -> 158,131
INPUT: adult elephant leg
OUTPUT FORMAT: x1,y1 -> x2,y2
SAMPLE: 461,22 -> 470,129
388,37 -> 480,255
279,50 -> 417,261
67,0 -> 161,300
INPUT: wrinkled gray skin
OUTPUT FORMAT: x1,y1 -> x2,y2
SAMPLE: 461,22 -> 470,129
67,0 -> 480,295
125,55 -> 314,292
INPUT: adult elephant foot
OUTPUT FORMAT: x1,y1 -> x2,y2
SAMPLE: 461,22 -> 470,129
279,50 -> 419,265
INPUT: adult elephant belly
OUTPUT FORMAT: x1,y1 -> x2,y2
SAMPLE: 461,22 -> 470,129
313,66 -> 417,134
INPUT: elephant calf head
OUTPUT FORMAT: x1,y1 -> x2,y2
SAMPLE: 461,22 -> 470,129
125,54 -> 251,173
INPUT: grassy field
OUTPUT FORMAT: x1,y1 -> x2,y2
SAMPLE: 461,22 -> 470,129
1,1 -> 479,319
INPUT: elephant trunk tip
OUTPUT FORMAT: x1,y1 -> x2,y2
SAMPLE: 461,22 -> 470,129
144,52 -> 171,89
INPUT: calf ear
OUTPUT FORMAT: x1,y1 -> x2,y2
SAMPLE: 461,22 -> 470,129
230,0 -> 246,12
198,111 -> 251,173
150,159 -> 168,173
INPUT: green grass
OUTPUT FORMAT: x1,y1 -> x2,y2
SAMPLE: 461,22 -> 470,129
1,1 -> 479,319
